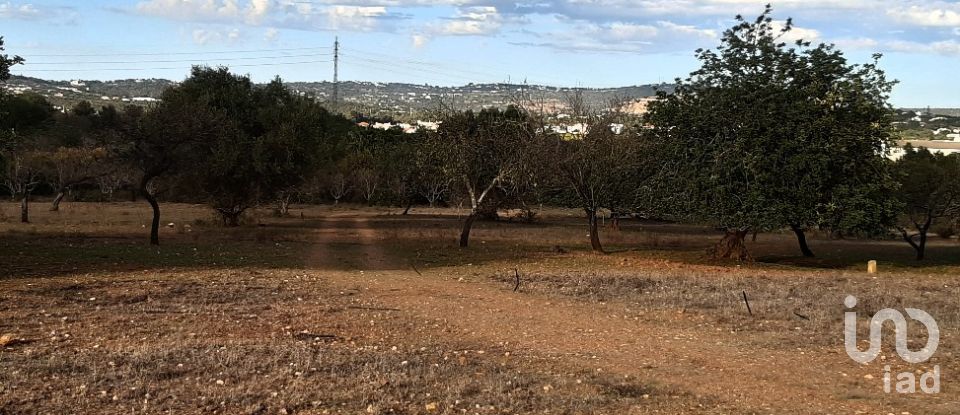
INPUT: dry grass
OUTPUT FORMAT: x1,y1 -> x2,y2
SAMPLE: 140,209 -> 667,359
0,269 -> 688,414
3,201 -> 960,413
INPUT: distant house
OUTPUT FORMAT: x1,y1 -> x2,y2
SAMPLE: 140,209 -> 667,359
891,140 -> 960,160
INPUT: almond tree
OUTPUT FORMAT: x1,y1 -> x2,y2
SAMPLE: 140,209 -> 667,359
434,107 -> 535,247
47,146 -> 108,211
548,118 -> 648,253
2,149 -> 43,223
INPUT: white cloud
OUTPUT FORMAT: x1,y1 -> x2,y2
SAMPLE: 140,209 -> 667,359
656,21 -> 716,39
192,27 -> 242,45
606,22 -> 658,40
325,6 -> 387,31
0,2 -> 39,19
412,33 -> 428,48
887,4 -> 960,27
434,6 -> 503,36
135,0 -> 393,32
888,39 -> 960,56
245,0 -> 270,24
264,27 -> 279,42
771,20 -> 820,43
833,37 -> 880,50
137,0 -> 243,22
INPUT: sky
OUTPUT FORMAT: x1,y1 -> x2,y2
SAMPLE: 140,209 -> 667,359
1,0 -> 959,107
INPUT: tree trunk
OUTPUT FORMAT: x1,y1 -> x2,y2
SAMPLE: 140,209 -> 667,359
50,189 -> 65,212
459,211 -> 477,248
610,213 -> 620,232
586,208 -> 604,253
900,217 -> 932,261
790,224 -> 815,258
917,229 -> 928,261
276,195 -> 291,217
20,194 -> 29,223
142,186 -> 161,246
712,228 -> 750,261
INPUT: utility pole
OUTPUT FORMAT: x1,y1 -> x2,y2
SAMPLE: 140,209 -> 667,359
332,37 -> 339,110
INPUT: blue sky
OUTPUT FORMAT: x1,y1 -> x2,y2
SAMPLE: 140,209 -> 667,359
1,0 -> 959,107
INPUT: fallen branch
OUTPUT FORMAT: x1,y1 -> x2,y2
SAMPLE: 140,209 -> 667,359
513,268 -> 521,292
410,262 -> 423,277
346,305 -> 401,312
792,310 -> 810,320
741,290 -> 752,316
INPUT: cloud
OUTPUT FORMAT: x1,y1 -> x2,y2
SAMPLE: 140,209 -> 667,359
0,1 -> 77,23
134,0 -> 397,32
192,27 -> 242,45
513,19 -> 718,54
412,33 -> 428,48
264,27 -> 279,42
656,21 -> 716,39
833,37 -> 880,50
888,39 -> 960,56
887,4 -> 960,27
0,2 -> 39,19
433,6 -> 504,36
325,6 -> 387,31
771,20 -> 820,43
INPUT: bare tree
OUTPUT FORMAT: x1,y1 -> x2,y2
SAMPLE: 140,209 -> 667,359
418,176 -> 450,207
47,146 -> 108,211
355,168 -> 379,205
328,172 -> 349,205
3,150 -> 44,223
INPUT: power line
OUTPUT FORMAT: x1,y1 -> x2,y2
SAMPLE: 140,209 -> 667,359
25,52 -> 336,65
24,46 -> 332,58
339,54 -> 499,84
20,59 -> 334,73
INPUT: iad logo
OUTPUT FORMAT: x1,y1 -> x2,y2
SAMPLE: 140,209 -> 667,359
844,295 -> 941,393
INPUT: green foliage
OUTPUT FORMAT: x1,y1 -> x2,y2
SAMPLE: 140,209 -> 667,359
0,36 -> 23,83
645,7 -> 897,241
435,106 -> 535,211
893,146 -> 960,227
163,67 -> 349,224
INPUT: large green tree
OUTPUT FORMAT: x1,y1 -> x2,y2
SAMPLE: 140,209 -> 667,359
164,67 -> 344,226
645,7 -> 897,259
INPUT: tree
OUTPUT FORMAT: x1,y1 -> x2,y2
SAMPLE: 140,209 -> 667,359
548,118 -> 647,253
46,146 -> 108,211
327,171 -> 349,205
2,148 -> 43,223
434,107 -> 535,247
124,98 -> 223,244
0,36 -> 22,84
165,68 -> 341,226
645,7 -> 897,259
892,146 -> 960,260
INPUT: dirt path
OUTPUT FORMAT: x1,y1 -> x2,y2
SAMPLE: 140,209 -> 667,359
306,214 -> 951,414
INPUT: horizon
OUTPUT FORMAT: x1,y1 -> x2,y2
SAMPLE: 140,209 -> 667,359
2,1 -> 959,107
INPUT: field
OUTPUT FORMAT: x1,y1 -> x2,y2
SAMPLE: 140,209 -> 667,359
1,201 -> 958,414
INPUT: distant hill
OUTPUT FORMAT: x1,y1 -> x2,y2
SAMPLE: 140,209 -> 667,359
3,75 -> 672,118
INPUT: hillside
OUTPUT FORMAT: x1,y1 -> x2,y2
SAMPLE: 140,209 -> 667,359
3,75 -> 671,118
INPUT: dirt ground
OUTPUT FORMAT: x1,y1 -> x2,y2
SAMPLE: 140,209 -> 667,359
1,202 -> 958,414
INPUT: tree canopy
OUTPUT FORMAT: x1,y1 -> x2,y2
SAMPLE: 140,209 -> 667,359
645,6 -> 898,258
